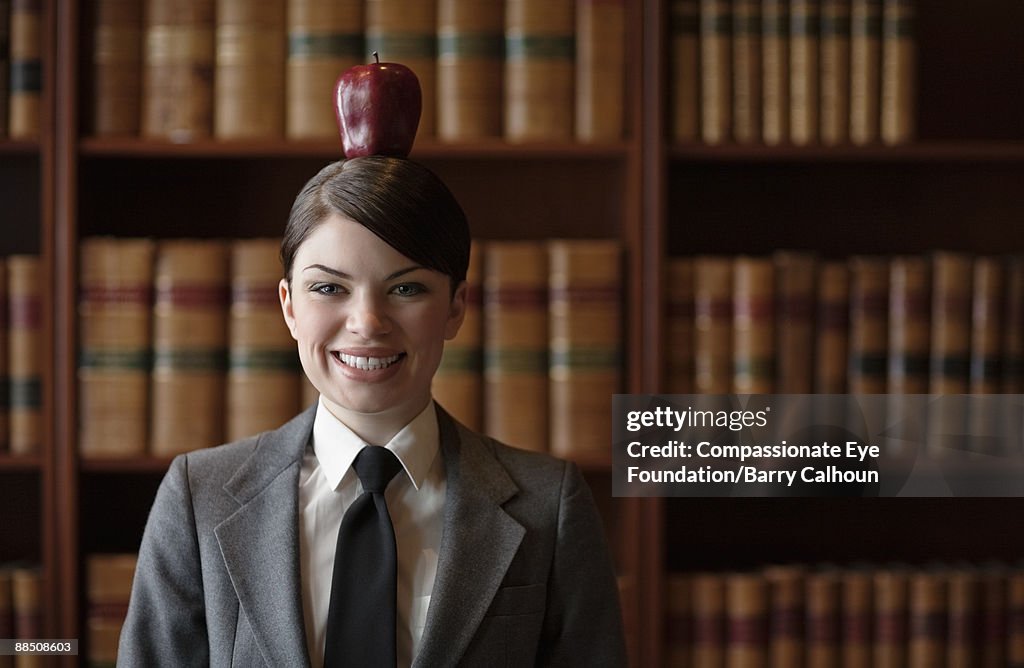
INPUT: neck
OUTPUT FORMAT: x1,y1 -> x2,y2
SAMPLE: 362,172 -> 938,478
322,395 -> 432,446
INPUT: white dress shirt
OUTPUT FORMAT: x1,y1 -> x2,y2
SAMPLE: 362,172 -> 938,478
299,397 -> 446,668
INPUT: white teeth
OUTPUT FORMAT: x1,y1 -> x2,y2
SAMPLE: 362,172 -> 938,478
338,352 -> 402,370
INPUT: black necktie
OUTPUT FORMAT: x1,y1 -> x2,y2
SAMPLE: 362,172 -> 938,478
324,446 -> 403,668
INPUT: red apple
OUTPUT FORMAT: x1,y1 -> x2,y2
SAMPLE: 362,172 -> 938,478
334,53 -> 422,158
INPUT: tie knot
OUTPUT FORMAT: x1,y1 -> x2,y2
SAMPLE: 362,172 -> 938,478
352,446 -> 403,494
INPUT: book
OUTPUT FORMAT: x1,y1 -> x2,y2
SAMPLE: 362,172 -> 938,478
692,572 -> 725,668
805,569 -> 840,668
11,567 -> 41,661
7,256 -> 40,456
847,256 -> 888,394
86,554 -> 137,668
978,564 -> 1007,668
1003,256 -> 1024,393
226,239 -> 300,442
725,572 -> 768,667
907,571 -> 945,668
666,573 -> 692,667
670,0 -> 700,143
575,0 -> 625,142
880,0 -> 915,145
841,569 -> 872,668
91,0 -> 142,136
366,0 -> 437,139
789,0 -> 819,145
0,0 -> 11,139
946,568 -> 980,668
1009,568 -> 1024,668
732,256 -> 774,393
774,251 -> 816,393
78,238 -> 156,458
887,256 -> 930,394
286,0 -> 364,139
819,0 -> 850,145
760,0 -> 788,145
849,0 -> 881,145
214,0 -> 286,139
763,565 -> 804,668
872,568 -> 908,668
731,0 -> 761,144
0,568 -> 11,666
436,0 -> 503,141
694,256 -> 733,394
927,252 -> 971,455
432,240 -> 483,430
150,240 -> 229,457
814,260 -> 849,393
666,257 -> 695,394
699,0 -> 731,144
8,0 -> 41,139
141,0 -> 215,140
482,242 -> 548,451
504,0 -> 575,141
0,259 -> 6,454
969,257 -> 1003,395
548,239 -> 622,461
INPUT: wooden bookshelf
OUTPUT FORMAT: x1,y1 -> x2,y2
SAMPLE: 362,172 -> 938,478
3,0 -> 1022,665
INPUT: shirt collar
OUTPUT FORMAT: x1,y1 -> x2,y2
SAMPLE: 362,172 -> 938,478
311,397 -> 440,492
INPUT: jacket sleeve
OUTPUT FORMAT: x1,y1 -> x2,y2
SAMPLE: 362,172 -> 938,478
537,461 -> 628,667
117,454 -> 210,667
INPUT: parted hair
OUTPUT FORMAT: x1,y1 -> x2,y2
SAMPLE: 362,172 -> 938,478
281,156 -> 470,289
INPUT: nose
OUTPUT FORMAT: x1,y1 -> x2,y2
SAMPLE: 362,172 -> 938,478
346,291 -> 391,338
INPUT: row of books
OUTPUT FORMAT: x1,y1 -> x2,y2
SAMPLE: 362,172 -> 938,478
666,252 -> 1024,396
0,0 -> 42,139
90,0 -> 624,143
670,0 -> 916,146
0,564 -> 43,668
0,256 -> 42,457
79,237 -> 623,461
666,562 -> 1024,667
85,554 -> 136,668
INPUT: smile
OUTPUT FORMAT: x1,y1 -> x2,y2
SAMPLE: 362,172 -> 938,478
335,352 -> 404,370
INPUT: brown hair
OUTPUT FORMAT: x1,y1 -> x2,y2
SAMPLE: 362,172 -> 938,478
281,157 -> 470,289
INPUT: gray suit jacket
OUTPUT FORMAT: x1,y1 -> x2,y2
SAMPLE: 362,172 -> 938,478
117,404 -> 627,667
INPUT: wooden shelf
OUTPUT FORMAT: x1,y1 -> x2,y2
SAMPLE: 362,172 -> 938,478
0,140 -> 40,156
669,140 -> 1024,164
79,457 -> 174,475
0,455 -> 43,472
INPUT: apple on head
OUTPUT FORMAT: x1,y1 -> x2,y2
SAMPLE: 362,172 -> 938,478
334,52 -> 422,159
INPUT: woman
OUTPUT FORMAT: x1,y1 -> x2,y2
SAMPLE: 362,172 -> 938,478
118,157 -> 626,667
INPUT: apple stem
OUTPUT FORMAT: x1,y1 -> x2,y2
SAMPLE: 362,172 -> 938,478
373,51 -> 379,64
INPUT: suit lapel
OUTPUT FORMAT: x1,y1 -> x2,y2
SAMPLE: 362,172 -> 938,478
215,406 -> 316,668
414,407 -> 525,668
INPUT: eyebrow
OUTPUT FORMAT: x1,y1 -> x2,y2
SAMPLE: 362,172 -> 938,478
302,263 -> 426,281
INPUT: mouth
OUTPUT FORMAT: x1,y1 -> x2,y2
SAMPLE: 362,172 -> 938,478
333,351 -> 406,371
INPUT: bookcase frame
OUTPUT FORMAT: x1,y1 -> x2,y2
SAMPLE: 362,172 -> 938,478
0,0 -> 1021,665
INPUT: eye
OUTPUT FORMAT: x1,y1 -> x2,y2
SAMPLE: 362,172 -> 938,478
311,282 -> 343,296
392,283 -> 426,297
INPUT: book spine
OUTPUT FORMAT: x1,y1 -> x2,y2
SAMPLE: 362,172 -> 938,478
0,259 -> 6,454
908,572 -> 946,668
887,255 -> 930,393
946,569 -> 980,668
788,0 -> 819,145
0,0 -> 13,138
1004,256 -> 1024,393
78,238 -> 155,458
805,570 -> 840,668
694,256 -> 733,393
970,257 -> 1003,394
848,256 -> 888,394
978,565 -> 1007,668
929,252 -> 971,394
873,569 -> 908,668
142,0 -> 215,140
725,573 -> 768,668
11,567 -> 40,643
670,0 -> 700,143
763,565 -> 805,668
849,0 -> 881,144
700,0 -> 731,144
1009,569 -> 1024,668
814,260 -> 849,393
504,0 -> 575,142
286,0 -> 364,139
9,0 -> 41,139
774,251 -> 816,393
880,0 -> 915,145
692,573 -> 725,668
666,573 -> 693,668
86,553 -> 137,668
575,0 -> 625,142
8,256 -> 40,456
483,242 -> 548,451
436,0 -> 503,141
150,241 -> 229,457
819,0 -> 850,145
226,239 -> 300,442
732,256 -> 774,393
548,240 -> 622,461
731,0 -> 761,144
0,569 -> 11,664
215,0 -> 286,139
433,240 -> 483,430
366,0 -> 437,138
760,0 -> 788,145
841,570 -> 873,668
667,257 -> 695,394
92,0 -> 142,136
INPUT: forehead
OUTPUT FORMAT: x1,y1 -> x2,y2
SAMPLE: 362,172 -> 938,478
296,213 -> 414,269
